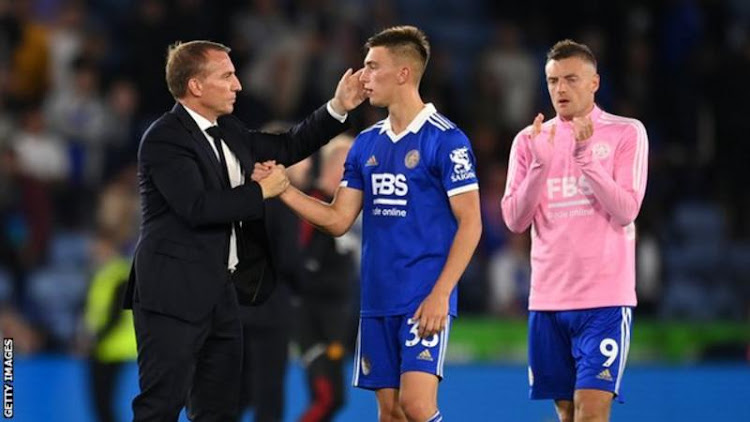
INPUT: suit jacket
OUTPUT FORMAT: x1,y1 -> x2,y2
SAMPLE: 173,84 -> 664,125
124,102 -> 347,322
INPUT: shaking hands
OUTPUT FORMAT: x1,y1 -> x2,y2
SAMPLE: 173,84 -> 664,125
252,161 -> 289,199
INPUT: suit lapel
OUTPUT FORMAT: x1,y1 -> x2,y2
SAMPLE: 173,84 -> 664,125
172,103 -> 226,185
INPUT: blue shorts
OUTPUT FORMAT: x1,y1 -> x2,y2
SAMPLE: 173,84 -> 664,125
352,315 -> 452,390
528,307 -> 632,403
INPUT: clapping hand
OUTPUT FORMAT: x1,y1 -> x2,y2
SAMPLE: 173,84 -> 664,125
528,113 -> 556,165
572,116 -> 594,160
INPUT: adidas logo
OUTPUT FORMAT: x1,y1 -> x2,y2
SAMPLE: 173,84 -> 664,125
417,349 -> 433,362
365,155 -> 378,166
596,369 -> 613,382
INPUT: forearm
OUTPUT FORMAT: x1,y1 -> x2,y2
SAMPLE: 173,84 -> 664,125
254,105 -> 348,165
279,186 -> 351,236
148,147 -> 265,226
501,162 -> 550,232
578,159 -> 640,225
431,215 -> 482,297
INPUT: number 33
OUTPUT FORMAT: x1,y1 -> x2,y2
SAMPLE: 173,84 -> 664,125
405,318 -> 438,348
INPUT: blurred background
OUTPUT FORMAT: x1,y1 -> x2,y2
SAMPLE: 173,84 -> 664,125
0,0 -> 749,420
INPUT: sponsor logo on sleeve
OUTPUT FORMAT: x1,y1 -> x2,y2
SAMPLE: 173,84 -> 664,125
449,147 -> 476,182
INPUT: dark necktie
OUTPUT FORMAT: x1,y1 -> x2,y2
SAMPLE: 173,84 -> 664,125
206,126 -> 230,187
206,125 -> 246,266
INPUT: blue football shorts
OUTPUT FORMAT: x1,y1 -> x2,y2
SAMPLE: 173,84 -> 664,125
352,315 -> 452,390
528,306 -> 633,403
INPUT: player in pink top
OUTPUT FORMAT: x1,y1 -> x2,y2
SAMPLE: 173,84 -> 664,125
502,40 -> 648,422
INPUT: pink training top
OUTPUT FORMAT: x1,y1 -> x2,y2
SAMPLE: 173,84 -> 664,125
501,105 -> 648,310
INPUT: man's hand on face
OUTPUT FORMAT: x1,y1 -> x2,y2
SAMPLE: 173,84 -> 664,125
330,68 -> 367,114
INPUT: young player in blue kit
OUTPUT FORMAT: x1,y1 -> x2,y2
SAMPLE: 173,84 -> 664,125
256,26 -> 482,422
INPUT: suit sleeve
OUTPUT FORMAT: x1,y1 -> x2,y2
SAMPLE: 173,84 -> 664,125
501,129 -> 551,233
141,125 -> 265,227
575,121 -> 648,226
242,104 -> 349,166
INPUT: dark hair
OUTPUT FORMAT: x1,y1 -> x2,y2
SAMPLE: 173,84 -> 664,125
546,39 -> 597,69
365,26 -> 430,75
165,40 -> 231,99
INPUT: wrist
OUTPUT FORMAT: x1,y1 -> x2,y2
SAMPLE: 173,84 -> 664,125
279,185 -> 294,201
329,98 -> 346,114
259,183 -> 271,199
431,284 -> 452,298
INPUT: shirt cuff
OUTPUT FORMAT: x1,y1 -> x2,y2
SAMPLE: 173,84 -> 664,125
326,101 -> 347,123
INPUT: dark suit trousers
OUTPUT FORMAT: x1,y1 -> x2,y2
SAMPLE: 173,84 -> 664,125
132,282 -> 242,422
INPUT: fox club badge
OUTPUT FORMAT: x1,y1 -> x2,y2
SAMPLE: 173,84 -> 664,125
405,149 -> 420,169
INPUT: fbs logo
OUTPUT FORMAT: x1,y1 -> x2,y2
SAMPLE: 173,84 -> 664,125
372,173 -> 408,196
365,155 -> 378,167
596,368 -> 613,382
417,349 -> 433,361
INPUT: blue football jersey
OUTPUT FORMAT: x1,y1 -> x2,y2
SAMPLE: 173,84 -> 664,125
342,104 -> 479,316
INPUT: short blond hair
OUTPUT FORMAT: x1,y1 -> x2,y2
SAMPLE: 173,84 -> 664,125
365,26 -> 430,79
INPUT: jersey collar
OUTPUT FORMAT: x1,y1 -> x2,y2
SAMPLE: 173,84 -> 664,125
379,103 -> 436,143
554,103 -> 603,124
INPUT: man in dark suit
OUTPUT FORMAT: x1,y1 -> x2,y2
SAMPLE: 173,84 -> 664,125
123,40 -> 365,422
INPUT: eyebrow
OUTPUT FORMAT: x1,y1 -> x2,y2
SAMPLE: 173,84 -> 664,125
548,73 -> 579,80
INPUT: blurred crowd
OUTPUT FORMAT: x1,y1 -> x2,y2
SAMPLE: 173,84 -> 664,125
1,0 -> 749,356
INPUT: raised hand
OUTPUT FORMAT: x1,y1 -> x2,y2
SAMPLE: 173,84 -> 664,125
528,113 -> 556,165
573,116 -> 594,142
258,164 -> 289,199
329,68 -> 367,114
573,116 -> 594,160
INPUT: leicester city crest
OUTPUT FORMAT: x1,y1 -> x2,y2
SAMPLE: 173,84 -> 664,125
405,149 -> 420,169
361,356 -> 372,376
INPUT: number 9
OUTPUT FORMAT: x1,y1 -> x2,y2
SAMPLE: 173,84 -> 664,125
599,338 -> 619,368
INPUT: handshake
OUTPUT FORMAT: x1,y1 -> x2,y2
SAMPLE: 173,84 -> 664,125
251,161 -> 290,199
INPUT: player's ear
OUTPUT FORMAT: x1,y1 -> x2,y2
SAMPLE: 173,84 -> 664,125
397,66 -> 410,84
591,73 -> 600,94
187,77 -> 202,97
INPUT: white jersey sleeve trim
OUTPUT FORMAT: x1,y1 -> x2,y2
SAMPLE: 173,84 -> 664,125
447,183 -> 479,197
339,180 -> 363,191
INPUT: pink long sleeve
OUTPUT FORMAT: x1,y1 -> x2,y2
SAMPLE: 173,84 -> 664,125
501,106 -> 649,311
501,127 -> 554,233
575,119 -> 648,226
